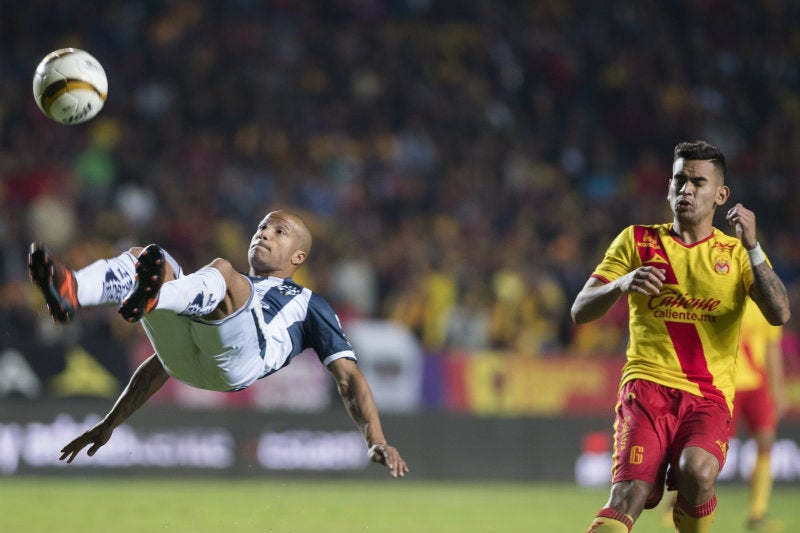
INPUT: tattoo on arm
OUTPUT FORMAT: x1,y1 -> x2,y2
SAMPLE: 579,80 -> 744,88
750,262 -> 790,325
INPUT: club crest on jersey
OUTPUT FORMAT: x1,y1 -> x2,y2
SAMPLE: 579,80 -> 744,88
712,241 -> 735,275
277,284 -> 301,296
714,258 -> 730,274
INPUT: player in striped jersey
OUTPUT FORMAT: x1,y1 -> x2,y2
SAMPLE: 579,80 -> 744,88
572,141 -> 790,533
29,210 -> 408,478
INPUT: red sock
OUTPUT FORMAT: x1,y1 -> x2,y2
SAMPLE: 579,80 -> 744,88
673,494 -> 717,533
586,508 -> 633,532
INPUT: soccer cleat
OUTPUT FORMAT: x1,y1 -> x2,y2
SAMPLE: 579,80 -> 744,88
747,516 -> 784,532
119,244 -> 165,323
28,242 -> 79,323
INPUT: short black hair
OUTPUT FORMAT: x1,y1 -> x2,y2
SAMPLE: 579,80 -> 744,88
673,140 -> 727,179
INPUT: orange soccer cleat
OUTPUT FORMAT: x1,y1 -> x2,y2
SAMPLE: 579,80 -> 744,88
28,242 -> 79,323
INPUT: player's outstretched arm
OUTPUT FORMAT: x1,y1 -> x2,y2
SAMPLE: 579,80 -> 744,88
59,354 -> 170,463
328,358 -> 408,478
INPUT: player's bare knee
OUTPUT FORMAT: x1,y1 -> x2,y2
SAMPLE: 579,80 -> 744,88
207,257 -> 232,271
206,258 -> 236,281
678,455 -> 717,491
207,258 -> 250,300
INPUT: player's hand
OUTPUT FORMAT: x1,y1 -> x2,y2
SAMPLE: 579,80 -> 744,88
368,443 -> 408,478
725,202 -> 757,248
59,422 -> 114,463
619,266 -> 665,296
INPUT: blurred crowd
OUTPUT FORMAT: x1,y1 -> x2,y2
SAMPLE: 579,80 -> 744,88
2,0 -> 800,386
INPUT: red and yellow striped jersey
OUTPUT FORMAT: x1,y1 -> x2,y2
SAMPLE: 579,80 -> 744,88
735,298 -> 782,392
592,224 -> 754,414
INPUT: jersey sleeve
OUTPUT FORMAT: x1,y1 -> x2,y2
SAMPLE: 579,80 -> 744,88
592,226 -> 638,283
306,293 -> 357,366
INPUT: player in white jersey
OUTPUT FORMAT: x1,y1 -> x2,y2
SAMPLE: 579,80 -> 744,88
28,210 -> 408,478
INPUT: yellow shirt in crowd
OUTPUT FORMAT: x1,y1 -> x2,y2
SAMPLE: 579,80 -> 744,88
735,298 -> 782,392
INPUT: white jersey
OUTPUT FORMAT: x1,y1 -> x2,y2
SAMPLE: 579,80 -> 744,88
141,275 -> 356,391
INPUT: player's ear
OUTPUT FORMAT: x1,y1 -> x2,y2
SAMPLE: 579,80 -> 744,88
715,184 -> 730,206
291,250 -> 307,266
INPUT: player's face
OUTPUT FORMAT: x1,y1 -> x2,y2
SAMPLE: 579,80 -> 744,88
668,158 -> 729,225
248,212 -> 307,276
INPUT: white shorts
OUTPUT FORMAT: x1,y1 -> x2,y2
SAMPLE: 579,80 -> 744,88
141,277 -> 272,391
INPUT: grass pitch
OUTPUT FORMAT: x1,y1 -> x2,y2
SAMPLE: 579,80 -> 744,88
2,477 -> 799,532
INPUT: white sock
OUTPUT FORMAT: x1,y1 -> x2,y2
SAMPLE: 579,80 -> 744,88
155,267 -> 226,316
75,252 -> 138,306
162,248 -> 183,279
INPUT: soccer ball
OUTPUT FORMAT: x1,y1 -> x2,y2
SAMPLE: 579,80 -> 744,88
32,48 -> 108,125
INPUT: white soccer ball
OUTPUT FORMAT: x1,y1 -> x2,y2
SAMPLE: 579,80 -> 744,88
32,48 -> 108,125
